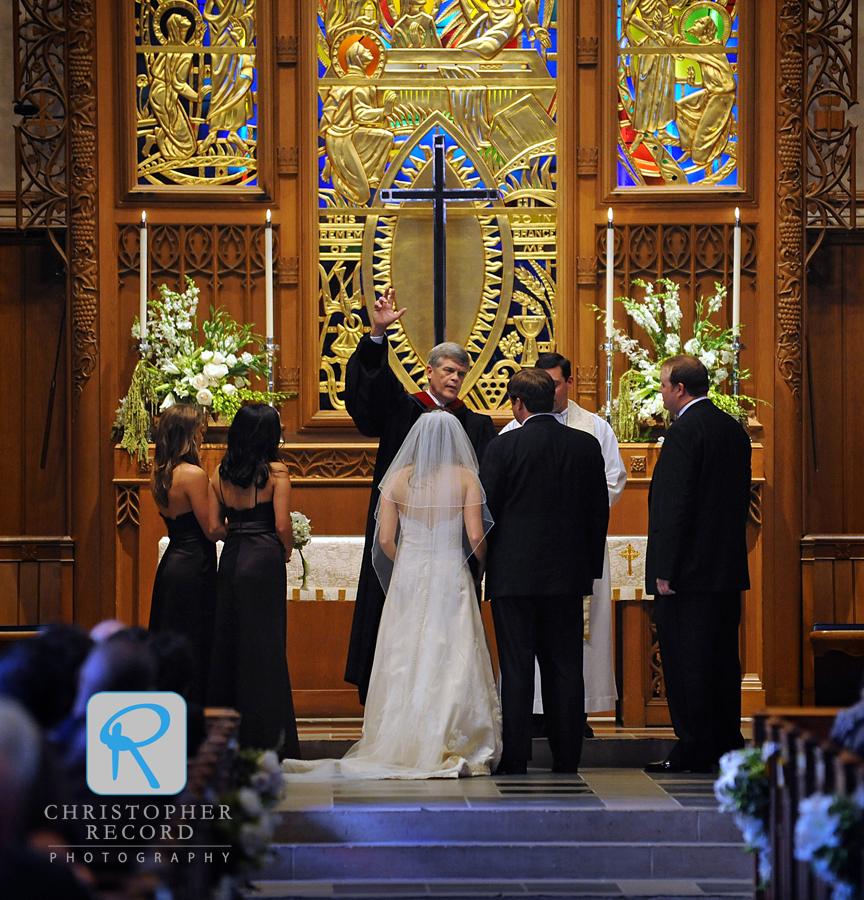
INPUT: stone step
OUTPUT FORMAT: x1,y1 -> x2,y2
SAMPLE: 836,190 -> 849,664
255,770 -> 754,900
299,735 -> 678,769
246,878 -> 755,900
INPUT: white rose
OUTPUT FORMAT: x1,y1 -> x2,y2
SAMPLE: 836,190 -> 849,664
226,354 -> 238,367
212,352 -> 225,365
201,350 -> 214,362
240,352 -> 254,366
203,362 -> 228,380
222,383 -> 237,396
238,787 -> 263,817
196,388 -> 213,406
191,373 -> 208,391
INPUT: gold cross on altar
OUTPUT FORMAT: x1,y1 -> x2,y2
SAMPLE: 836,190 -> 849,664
619,543 -> 640,576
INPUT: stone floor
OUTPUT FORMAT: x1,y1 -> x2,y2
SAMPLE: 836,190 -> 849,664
251,720 -> 756,900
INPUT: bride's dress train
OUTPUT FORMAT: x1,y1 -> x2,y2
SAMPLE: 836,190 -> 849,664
283,517 -> 502,781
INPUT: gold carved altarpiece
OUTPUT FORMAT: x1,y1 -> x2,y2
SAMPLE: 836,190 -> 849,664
316,0 -> 558,415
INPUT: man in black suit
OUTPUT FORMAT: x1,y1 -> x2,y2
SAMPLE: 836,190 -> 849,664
644,355 -> 752,774
481,369 -> 609,774
344,288 -> 497,704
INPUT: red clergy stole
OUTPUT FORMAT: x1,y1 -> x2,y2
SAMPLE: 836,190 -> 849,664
411,391 -> 464,411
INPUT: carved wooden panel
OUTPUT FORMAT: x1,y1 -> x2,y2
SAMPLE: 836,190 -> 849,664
117,223 -> 277,400
596,222 -> 757,335
777,3 -> 805,401
0,537 -> 74,626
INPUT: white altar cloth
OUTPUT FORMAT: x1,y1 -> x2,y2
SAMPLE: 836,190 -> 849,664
158,535 -> 651,602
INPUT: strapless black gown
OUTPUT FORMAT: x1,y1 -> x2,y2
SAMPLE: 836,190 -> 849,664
149,510 -> 217,703
207,500 -> 300,757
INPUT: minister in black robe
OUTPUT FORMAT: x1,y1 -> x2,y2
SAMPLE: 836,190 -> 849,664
344,288 -> 497,704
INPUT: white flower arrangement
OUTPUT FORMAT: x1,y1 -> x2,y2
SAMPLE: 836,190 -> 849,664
714,744 -> 775,887
115,276 -> 292,463
603,278 -> 757,440
291,511 -> 312,591
211,747 -> 285,895
794,789 -> 864,900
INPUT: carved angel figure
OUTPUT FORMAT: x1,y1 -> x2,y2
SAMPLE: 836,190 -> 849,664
320,42 -> 396,205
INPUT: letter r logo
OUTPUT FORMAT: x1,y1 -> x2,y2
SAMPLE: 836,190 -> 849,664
86,692 -> 187,795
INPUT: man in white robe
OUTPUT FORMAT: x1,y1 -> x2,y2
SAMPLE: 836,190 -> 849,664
500,353 -> 627,730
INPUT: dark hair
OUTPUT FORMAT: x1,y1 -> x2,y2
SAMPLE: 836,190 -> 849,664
145,631 -> 195,696
507,368 -> 555,414
535,352 -> 571,381
151,404 -> 203,508
662,354 -> 710,398
0,626 -> 92,729
219,403 -> 282,489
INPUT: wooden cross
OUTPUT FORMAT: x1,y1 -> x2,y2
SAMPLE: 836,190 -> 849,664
619,542 -> 640,576
379,133 -> 498,345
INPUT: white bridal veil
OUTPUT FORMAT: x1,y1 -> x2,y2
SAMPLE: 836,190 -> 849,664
371,408 -> 494,593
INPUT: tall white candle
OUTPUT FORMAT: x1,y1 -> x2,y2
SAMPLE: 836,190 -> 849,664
732,208 -> 741,334
140,211 -> 148,341
606,208 -> 614,339
265,209 -> 274,340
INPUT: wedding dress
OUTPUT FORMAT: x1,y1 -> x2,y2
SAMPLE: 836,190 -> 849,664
283,410 -> 502,780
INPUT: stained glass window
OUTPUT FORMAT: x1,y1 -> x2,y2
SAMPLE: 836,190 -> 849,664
616,0 -> 739,189
135,0 -> 258,188
316,0 -> 559,414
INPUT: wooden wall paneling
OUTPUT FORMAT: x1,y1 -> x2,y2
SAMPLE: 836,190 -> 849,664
18,562 -> 38,624
0,243 -> 24,535
0,564 -> 18,623
855,558 -> 864,623
842,243 -> 864,533
834,558 -> 855,623
23,242 -> 67,537
289,486 -> 369,537
812,558 -> 835,622
805,240 -> 845,533
39,561 -> 63,622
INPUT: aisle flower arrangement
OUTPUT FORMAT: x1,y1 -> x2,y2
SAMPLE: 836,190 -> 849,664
211,748 -> 285,899
291,511 -> 312,590
794,790 -> 864,900
603,279 -> 757,440
714,744 -> 775,887
114,276 -> 292,463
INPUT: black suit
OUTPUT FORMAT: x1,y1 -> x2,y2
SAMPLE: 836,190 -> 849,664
646,398 -> 751,769
481,415 -> 609,769
344,334 -> 497,704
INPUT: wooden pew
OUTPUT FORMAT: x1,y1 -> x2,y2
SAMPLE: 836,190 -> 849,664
752,707 -> 863,900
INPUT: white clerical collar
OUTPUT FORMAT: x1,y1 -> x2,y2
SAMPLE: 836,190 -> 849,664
678,395 -> 711,416
425,391 -> 444,407
552,407 -> 568,425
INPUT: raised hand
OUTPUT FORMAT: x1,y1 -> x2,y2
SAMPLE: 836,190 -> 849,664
370,286 -> 407,337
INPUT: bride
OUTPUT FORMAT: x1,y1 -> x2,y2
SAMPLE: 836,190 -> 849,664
283,409 -> 502,779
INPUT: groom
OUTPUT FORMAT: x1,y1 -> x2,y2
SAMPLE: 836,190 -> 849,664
481,369 -> 609,774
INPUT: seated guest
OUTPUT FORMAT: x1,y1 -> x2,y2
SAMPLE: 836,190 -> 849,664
145,630 -> 207,756
0,625 -> 92,730
0,698 -> 93,899
88,619 -> 127,642
831,677 -> 864,759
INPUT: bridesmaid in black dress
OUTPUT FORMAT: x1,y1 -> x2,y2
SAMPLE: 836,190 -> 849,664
149,404 -> 226,703
207,403 -> 301,758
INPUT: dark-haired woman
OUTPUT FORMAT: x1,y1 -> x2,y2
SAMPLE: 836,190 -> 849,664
150,404 -> 225,703
207,403 -> 300,757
